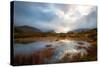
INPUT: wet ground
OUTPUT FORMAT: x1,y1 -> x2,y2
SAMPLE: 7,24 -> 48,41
13,39 -> 97,65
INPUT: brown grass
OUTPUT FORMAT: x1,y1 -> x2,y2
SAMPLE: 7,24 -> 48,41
13,47 -> 55,65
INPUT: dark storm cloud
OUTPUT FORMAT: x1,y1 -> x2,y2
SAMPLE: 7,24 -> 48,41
13,1 -> 97,33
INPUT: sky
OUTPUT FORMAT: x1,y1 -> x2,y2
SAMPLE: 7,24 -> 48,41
14,1 -> 97,33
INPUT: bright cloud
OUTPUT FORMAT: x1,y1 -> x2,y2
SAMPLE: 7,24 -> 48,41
14,1 -> 97,33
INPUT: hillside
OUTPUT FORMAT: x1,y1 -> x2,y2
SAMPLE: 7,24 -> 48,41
13,26 -> 97,46
14,25 -> 41,33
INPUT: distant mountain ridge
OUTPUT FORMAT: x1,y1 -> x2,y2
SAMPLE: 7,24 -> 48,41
14,25 -> 97,34
68,28 -> 96,33
14,25 -> 41,33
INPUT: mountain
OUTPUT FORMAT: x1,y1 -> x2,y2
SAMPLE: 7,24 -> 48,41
69,28 -> 96,33
14,25 -> 41,33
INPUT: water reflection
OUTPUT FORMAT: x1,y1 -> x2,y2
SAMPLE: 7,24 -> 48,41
14,39 -> 92,63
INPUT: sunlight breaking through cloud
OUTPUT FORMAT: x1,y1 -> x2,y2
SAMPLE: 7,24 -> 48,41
14,1 -> 97,33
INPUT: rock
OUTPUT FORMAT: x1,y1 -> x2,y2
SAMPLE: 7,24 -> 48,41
77,42 -> 84,45
46,44 -> 52,47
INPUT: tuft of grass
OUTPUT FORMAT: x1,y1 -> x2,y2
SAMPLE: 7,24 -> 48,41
13,47 -> 55,65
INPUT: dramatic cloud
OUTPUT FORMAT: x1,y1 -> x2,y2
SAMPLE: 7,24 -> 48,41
14,1 -> 97,33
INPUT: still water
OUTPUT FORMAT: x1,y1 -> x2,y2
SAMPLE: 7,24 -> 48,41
14,39 -> 92,63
